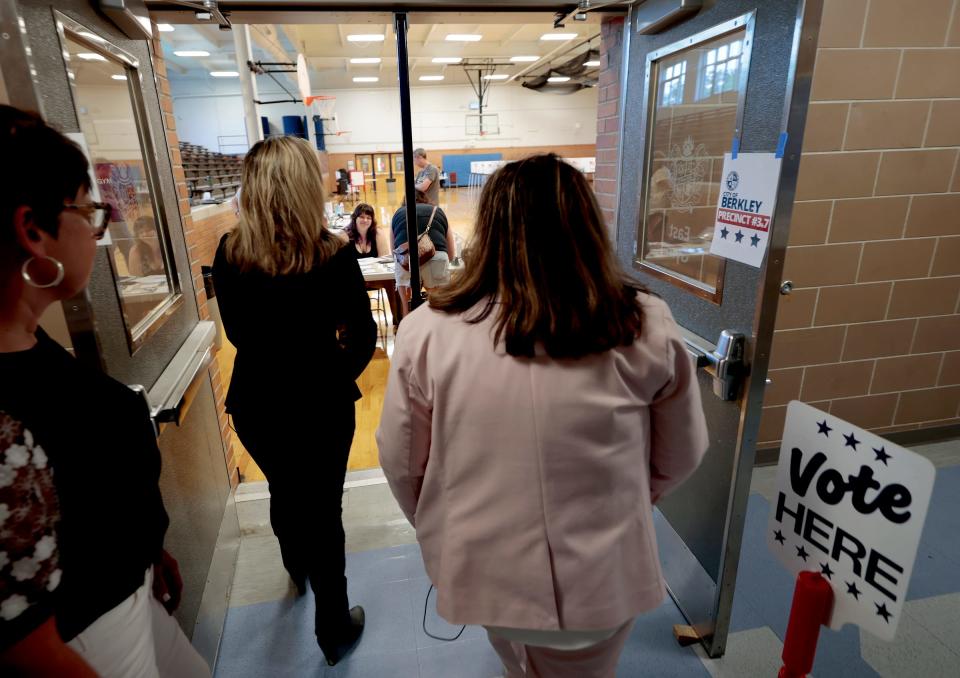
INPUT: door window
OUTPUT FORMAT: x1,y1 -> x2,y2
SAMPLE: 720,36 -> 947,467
59,18 -> 181,351
636,26 -> 751,303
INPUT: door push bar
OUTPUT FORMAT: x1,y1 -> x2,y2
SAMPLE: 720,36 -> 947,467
129,321 -> 217,435
681,328 -> 747,401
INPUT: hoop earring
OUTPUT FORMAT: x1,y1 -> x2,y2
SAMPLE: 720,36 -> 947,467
21,256 -> 65,289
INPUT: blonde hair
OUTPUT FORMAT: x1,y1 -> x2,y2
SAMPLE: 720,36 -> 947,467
226,135 -> 341,275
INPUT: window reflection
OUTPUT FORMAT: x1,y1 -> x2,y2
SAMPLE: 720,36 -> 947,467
64,32 -> 176,341
639,29 -> 748,298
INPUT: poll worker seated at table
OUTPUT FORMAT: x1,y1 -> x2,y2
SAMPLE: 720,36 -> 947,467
343,203 -> 390,260
391,190 -> 456,317
377,153 -> 708,678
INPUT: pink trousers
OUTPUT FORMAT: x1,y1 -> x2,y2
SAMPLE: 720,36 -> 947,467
486,620 -> 636,678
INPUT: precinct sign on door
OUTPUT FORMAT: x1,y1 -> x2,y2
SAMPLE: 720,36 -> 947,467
709,151 -> 782,268
767,401 -> 935,641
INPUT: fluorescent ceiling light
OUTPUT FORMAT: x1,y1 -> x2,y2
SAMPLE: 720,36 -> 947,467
347,34 -> 385,42
111,74 -> 127,81
419,75 -> 445,81
175,50 -> 210,57
353,76 -> 379,83
77,52 -> 107,61
432,57 -> 462,64
541,33 -> 578,41
547,76 -> 571,83
584,59 -> 600,67
510,55 -> 539,62
210,71 -> 239,77
157,24 -> 175,32
484,74 -> 509,80
445,34 -> 482,42
350,57 -> 381,64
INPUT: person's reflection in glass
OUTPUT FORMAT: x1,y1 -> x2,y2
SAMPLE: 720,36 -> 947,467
128,216 -> 164,277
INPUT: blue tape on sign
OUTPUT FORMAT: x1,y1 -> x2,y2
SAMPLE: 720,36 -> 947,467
731,137 -> 740,160
775,131 -> 788,158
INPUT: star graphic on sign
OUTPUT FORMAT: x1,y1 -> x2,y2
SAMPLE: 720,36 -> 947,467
720,226 -> 730,239
819,562 -> 835,580
735,230 -> 745,243
846,582 -> 862,600
843,432 -> 861,451
774,530 -> 786,545
817,420 -> 832,436
750,233 -> 761,247
875,602 -> 893,623
874,446 -> 891,465
796,545 -> 809,562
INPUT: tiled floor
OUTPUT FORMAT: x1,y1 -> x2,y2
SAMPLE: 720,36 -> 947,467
216,440 -> 960,677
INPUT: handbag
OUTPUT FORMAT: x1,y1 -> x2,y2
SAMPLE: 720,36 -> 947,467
394,206 -> 438,271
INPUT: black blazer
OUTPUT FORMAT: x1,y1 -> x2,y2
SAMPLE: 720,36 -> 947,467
212,234 -> 377,415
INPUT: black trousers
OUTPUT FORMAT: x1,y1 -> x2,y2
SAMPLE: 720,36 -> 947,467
232,401 -> 355,640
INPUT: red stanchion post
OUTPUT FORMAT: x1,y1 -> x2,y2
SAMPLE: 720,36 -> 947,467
778,571 -> 834,678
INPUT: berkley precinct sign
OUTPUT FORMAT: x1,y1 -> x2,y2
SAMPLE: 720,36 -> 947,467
767,401 -> 936,641
709,151 -> 781,267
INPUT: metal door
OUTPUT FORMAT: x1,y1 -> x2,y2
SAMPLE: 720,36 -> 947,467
615,0 -> 822,657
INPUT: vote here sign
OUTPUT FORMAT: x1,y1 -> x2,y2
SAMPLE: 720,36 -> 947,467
709,151 -> 781,268
767,401 -> 935,641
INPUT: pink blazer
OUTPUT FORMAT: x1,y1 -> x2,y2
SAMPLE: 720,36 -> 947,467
376,292 -> 708,631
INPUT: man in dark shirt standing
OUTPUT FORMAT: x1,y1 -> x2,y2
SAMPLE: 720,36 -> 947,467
413,148 -> 440,206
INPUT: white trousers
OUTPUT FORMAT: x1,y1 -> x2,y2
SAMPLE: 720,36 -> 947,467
69,568 -> 210,678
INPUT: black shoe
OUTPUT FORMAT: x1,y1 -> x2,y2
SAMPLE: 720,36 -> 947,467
318,606 -> 365,667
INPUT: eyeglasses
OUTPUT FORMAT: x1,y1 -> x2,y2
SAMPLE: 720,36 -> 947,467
63,201 -> 112,240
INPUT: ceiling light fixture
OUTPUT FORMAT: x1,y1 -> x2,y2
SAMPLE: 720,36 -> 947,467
419,75 -> 445,81
175,50 -> 210,57
584,59 -> 600,67
111,74 -> 127,81
541,33 -> 578,41
156,24 -> 175,32
77,52 -> 107,61
210,71 -> 239,77
350,57 -> 381,64
347,34 -> 385,42
510,55 -> 539,62
547,75 -> 571,82
445,34 -> 482,42
353,76 -> 379,82
432,57 -> 462,64
484,74 -> 509,80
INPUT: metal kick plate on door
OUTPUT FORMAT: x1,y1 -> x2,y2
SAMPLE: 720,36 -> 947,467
680,327 -> 747,401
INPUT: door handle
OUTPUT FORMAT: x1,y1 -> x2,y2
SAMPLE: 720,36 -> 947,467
681,328 -> 747,401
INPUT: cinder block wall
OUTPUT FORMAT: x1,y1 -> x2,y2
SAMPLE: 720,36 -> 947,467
760,0 -> 960,444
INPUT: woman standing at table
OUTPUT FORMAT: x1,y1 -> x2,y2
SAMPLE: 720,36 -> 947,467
213,136 -> 376,667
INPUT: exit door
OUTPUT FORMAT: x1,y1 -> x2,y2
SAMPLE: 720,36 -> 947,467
615,0 -> 823,657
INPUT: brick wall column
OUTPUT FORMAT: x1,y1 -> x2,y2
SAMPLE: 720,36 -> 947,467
596,17 -> 625,236
150,27 -> 240,486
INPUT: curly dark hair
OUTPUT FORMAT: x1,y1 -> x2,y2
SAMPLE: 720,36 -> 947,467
344,203 -> 379,254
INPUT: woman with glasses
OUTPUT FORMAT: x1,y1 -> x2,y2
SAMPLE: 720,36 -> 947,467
0,105 -> 210,677
378,154 -> 708,677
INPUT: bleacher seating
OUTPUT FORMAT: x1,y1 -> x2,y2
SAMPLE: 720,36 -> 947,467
180,142 -> 243,207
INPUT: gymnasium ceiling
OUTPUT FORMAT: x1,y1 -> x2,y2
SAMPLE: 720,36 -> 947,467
158,16 -> 605,93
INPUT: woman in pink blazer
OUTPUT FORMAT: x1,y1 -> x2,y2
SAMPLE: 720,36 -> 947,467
377,154 -> 708,677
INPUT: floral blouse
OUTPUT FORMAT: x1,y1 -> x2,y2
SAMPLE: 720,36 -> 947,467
0,410 -> 61,651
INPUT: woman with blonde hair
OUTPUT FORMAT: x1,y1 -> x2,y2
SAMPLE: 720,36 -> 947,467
213,135 -> 376,666
377,154 -> 708,677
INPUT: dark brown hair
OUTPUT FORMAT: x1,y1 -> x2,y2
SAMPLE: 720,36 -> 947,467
429,153 -> 644,359
345,202 -> 379,247
0,105 -> 91,245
